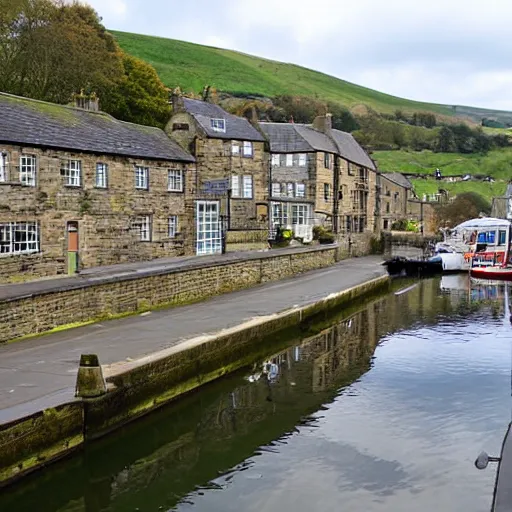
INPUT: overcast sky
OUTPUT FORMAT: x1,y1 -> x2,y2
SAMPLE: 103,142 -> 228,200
88,0 -> 512,111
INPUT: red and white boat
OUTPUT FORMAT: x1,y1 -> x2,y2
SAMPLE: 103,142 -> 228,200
470,223 -> 512,282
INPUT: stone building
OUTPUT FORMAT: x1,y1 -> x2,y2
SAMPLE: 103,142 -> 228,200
167,96 -> 268,253
0,93 -> 195,283
259,121 -> 338,241
379,173 -> 413,230
260,115 -> 378,240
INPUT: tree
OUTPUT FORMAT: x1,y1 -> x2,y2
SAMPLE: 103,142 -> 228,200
436,126 -> 457,152
326,102 -> 359,132
0,0 -> 123,104
105,54 -> 171,128
435,192 -> 491,228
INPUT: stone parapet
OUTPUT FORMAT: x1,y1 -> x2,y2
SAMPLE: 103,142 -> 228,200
0,245 -> 344,344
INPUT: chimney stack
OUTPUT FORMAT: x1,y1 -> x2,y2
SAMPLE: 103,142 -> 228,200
73,91 -> 99,112
313,113 -> 332,134
170,86 -> 184,112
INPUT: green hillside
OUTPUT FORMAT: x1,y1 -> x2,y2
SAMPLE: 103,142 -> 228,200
112,31 -> 454,116
374,149 -> 512,201
373,149 -> 512,180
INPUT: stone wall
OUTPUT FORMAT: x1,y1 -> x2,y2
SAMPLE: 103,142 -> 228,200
0,272 -> 390,487
225,230 -> 268,252
407,200 -> 437,235
337,159 -> 377,235
314,151 -> 335,227
0,246 -> 342,344
0,144 -> 196,283
0,401 -> 83,487
380,174 -> 410,230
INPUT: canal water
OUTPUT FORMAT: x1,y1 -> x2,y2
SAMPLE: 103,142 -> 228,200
1,276 -> 510,512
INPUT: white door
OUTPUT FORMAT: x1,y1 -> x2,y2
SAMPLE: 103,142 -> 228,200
196,201 -> 222,255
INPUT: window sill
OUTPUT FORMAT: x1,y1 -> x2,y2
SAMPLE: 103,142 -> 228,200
94,186 -> 108,190
0,250 -> 40,258
64,185 -> 82,189
135,188 -> 149,191
168,189 -> 184,193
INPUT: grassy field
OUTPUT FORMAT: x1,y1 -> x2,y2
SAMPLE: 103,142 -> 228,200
113,31 -> 512,123
373,149 -> 512,180
410,178 -> 507,202
112,31 -> 454,116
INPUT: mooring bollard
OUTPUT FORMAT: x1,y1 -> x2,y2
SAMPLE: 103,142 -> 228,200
75,354 -> 107,398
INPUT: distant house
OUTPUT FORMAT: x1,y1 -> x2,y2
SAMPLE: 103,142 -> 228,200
0,92 -> 195,283
260,115 -> 378,240
168,94 -> 268,254
379,173 -> 413,230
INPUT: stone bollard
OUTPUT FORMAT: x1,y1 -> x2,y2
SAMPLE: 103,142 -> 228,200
75,354 -> 107,398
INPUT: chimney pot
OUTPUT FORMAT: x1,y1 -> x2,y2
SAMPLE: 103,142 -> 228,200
313,114 -> 332,134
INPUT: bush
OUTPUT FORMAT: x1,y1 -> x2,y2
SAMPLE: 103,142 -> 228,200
391,219 -> 419,232
313,225 -> 335,244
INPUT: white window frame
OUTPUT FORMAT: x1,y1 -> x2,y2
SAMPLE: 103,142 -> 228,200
196,200 -> 222,255
324,153 -> 331,169
135,166 -> 149,190
20,155 -> 36,187
243,141 -> 253,157
242,175 -> 253,199
271,202 -> 289,227
324,183 -> 331,201
210,118 -> 226,133
272,154 -> 280,167
0,221 -> 39,255
95,162 -> 108,188
287,183 -> 294,197
271,182 -> 281,197
231,175 -> 240,198
231,142 -> 240,155
299,153 -> 307,167
133,215 -> 151,241
61,159 -> 81,187
286,154 -> 293,167
292,204 -> 309,226
168,169 -> 183,192
0,152 -> 6,182
168,215 -> 178,238
295,183 -> 305,198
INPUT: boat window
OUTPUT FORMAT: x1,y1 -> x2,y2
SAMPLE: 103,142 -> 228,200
477,231 -> 496,244
498,230 -> 507,245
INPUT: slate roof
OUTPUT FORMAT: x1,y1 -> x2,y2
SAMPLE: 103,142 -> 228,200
0,93 -> 194,162
330,129 -> 376,170
259,122 -> 376,170
381,172 -> 412,189
259,123 -> 337,153
182,98 -> 265,142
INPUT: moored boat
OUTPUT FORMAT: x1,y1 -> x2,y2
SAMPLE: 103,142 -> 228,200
470,266 -> 512,282
435,217 -> 511,272
383,256 -> 443,277
470,223 -> 512,282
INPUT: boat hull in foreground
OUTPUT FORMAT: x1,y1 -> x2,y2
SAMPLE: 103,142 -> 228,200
470,267 -> 512,282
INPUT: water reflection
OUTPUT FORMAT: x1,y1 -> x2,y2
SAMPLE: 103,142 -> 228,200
1,278 -> 510,512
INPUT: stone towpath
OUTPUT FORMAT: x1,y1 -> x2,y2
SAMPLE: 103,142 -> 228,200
0,255 -> 385,424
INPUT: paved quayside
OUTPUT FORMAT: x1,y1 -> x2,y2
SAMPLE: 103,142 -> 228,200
0,255 -> 385,423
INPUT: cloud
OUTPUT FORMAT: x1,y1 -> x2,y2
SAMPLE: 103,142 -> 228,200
90,0 -> 512,110
88,0 -> 128,19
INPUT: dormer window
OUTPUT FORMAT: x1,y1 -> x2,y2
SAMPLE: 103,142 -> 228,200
210,118 -> 226,133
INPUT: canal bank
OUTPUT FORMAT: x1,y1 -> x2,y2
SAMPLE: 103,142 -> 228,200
1,277 -> 508,512
0,256 -> 388,488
